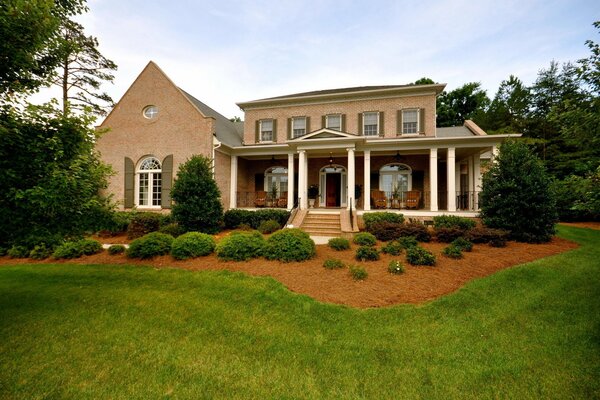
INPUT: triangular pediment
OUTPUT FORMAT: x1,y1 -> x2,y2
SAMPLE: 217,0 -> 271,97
289,128 -> 359,142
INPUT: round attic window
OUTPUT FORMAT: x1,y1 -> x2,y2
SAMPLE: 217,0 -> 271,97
143,105 -> 158,119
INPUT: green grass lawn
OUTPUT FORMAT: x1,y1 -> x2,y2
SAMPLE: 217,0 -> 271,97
0,225 -> 599,399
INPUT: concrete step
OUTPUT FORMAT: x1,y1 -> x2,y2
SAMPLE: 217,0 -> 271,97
303,230 -> 342,237
303,215 -> 340,221
302,226 -> 342,233
301,224 -> 341,230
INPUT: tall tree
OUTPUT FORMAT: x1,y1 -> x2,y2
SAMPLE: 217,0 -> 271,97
483,75 -> 530,134
51,19 -> 117,115
436,82 -> 490,127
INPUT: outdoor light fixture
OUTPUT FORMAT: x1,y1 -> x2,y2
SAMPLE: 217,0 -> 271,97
393,151 -> 402,162
328,152 -> 336,171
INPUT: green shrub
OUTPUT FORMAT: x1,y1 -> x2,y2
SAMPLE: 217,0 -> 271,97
171,232 -> 216,260
263,229 -> 316,262
353,232 -> 377,246
435,227 -> 465,243
224,209 -> 290,230
323,258 -> 345,270
368,222 -> 405,241
126,232 -> 174,259
223,209 -> 255,229
442,245 -> 463,259
52,239 -> 102,259
216,231 -> 265,261
159,222 -> 185,237
258,219 -> 281,234
328,237 -> 350,251
127,213 -> 161,240
254,209 -> 290,227
355,246 -> 380,261
451,237 -> 473,252
98,211 -> 132,234
349,265 -> 368,280
490,237 -> 508,248
467,227 -> 509,244
406,246 -> 436,266
381,240 -> 403,256
108,244 -> 126,255
388,260 -> 405,274
363,212 -> 405,230
480,140 -> 557,243
432,215 -> 476,230
8,245 -> 30,258
79,239 -> 103,255
397,236 -> 418,249
395,223 -> 431,242
0,247 -> 7,256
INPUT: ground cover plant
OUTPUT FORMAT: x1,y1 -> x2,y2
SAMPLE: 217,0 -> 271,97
0,225 -> 596,399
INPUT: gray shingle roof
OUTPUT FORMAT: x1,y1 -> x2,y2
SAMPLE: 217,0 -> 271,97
180,89 -> 243,147
436,126 -> 475,137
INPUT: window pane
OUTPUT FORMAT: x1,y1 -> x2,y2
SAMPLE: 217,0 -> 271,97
261,120 -> 273,131
140,157 -> 161,171
139,173 -> 149,206
364,112 -> 378,125
327,115 -> 341,130
402,110 -> 418,134
293,117 -> 306,138
152,173 -> 162,206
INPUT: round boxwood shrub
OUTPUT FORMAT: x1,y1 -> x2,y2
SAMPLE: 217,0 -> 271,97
171,232 -> 216,260
263,228 -> 316,262
388,260 -> 405,274
406,245 -> 436,266
257,219 -> 281,234
381,240 -> 403,256
353,232 -> 377,246
451,237 -> 473,252
355,246 -> 380,261
349,265 -> 368,280
328,237 -> 350,251
216,231 -> 265,261
442,245 -> 463,259
108,244 -> 126,255
126,232 -> 174,259
323,258 -> 345,270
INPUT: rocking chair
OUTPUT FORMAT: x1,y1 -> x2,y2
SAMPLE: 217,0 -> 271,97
371,190 -> 388,209
406,190 -> 421,209
254,191 -> 267,208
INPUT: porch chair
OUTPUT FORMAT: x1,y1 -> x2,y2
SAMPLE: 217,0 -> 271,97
254,191 -> 267,208
277,191 -> 288,208
371,190 -> 388,209
405,190 -> 421,209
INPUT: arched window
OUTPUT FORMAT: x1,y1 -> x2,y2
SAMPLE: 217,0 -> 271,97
379,163 -> 412,199
264,166 -> 288,195
137,156 -> 162,207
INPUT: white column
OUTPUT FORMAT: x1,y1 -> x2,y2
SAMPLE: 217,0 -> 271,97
468,155 -> 474,210
347,148 -> 355,209
229,155 -> 237,209
492,145 -> 499,162
287,153 -> 294,210
447,147 -> 456,212
298,150 -> 307,209
363,150 -> 371,211
455,161 -> 461,210
430,148 -> 438,211
473,154 -> 481,210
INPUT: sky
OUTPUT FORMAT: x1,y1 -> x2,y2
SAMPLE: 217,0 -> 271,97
32,0 -> 600,119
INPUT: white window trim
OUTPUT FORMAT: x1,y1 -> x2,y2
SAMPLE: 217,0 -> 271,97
135,157 -> 162,209
260,119 -> 274,143
292,116 -> 307,138
363,111 -> 379,136
325,114 -> 342,131
401,109 -> 420,136
318,164 -> 347,208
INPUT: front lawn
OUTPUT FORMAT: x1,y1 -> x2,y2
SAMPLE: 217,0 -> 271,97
0,225 -> 598,399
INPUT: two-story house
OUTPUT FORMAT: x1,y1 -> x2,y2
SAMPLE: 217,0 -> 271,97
97,62 -> 517,231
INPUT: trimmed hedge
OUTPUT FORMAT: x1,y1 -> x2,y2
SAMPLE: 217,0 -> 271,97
353,232 -> 377,246
328,237 -> 350,251
434,227 -> 465,243
355,246 -> 380,261
406,245 -> 436,266
223,209 -> 290,230
53,239 -> 103,259
216,231 -> 265,261
257,219 -> 281,234
263,229 -> 316,262
126,232 -> 174,259
466,227 -> 510,244
323,258 -> 345,270
171,232 -> 216,260
432,215 -> 476,230
363,212 -> 405,230
108,244 -> 126,255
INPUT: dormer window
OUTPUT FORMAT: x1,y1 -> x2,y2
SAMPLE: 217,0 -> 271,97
326,114 -> 341,131
260,119 -> 273,142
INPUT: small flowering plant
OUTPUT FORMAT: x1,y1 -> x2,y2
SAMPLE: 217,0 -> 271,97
388,260 -> 405,275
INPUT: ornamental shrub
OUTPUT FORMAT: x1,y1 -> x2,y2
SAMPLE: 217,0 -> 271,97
263,228 -> 316,262
126,232 -> 174,259
349,265 -> 368,280
490,237 -> 508,248
368,222 -> 405,241
432,215 -> 476,230
216,231 -> 265,261
466,227 -> 509,244
79,239 -> 103,255
355,246 -> 380,261
127,213 -> 161,239
223,209 -> 290,229
363,212 -> 405,230
323,258 -> 345,270
257,219 -> 281,234
52,239 -> 102,259
171,155 -> 224,234
397,236 -> 418,249
381,240 -> 403,256
159,222 -> 185,238
434,227 -> 465,243
353,232 -> 377,246
388,260 -> 405,274
171,232 -> 216,260
451,237 -> 473,252
108,244 -> 126,255
328,237 -> 350,251
406,245 -> 436,266
8,245 -> 30,258
479,140 -> 557,243
395,223 -> 431,242
442,245 -> 463,259
254,209 -> 290,228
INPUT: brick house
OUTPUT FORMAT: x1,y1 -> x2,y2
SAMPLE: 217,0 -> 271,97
97,62 -> 518,231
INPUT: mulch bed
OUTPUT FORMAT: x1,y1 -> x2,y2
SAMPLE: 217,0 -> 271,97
559,221 -> 600,230
0,234 -> 578,308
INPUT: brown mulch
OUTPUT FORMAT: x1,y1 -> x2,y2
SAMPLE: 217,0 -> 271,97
559,222 -> 600,230
0,235 -> 578,309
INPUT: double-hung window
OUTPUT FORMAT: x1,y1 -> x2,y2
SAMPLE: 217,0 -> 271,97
292,117 -> 306,138
402,109 -> 418,134
260,119 -> 273,142
326,114 -> 341,131
363,112 -> 379,136
137,157 -> 162,207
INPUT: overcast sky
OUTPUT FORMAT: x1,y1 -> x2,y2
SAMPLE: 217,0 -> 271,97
33,0 -> 599,118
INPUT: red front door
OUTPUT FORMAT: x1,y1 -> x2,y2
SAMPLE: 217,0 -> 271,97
326,174 -> 340,207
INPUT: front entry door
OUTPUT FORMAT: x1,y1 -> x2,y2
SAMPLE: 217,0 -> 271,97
326,174 -> 341,207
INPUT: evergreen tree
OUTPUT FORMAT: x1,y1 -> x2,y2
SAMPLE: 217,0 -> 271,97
436,82 -> 490,127
171,155 -> 224,234
483,75 -> 530,134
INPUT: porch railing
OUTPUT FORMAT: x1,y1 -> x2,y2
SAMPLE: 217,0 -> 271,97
236,191 -> 290,208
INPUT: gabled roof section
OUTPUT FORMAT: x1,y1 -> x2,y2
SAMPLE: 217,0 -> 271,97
237,83 -> 446,110
289,128 -> 360,142
436,120 -> 488,138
